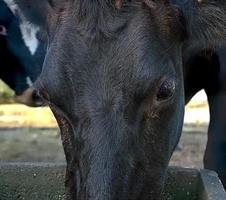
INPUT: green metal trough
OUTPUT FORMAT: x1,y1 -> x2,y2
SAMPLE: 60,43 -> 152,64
0,162 -> 225,200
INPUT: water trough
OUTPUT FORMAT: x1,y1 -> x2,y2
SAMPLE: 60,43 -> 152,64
0,162 -> 225,200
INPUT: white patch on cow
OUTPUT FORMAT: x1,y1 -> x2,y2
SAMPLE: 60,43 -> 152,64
19,22 -> 40,55
3,0 -> 17,13
3,0 -> 40,55
26,77 -> 33,87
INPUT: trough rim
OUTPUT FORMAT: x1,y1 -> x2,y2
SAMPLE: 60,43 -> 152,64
0,162 -> 226,200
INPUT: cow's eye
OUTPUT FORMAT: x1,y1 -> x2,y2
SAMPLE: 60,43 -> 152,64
156,79 -> 175,101
0,25 -> 7,36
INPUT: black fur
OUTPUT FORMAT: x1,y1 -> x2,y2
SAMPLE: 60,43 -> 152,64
14,0 -> 226,199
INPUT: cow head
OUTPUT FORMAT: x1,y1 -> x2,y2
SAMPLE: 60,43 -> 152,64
14,0 -> 226,199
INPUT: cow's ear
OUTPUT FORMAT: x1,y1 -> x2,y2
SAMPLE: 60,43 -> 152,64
177,0 -> 226,49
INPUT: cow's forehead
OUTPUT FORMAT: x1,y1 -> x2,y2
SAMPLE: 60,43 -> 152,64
3,0 -> 39,55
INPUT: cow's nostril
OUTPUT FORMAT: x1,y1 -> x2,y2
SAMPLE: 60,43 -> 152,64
0,25 -> 7,36
32,90 -> 46,106
156,79 -> 175,101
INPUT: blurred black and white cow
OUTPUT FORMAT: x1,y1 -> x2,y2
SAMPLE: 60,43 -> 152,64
0,0 -> 45,106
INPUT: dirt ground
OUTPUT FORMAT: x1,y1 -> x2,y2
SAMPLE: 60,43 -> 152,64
0,91 -> 210,169
170,125 -> 207,168
0,125 -> 208,169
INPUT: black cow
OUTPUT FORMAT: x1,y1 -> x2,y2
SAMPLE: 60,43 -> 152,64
184,47 -> 226,188
15,0 -> 226,199
0,0 -> 44,106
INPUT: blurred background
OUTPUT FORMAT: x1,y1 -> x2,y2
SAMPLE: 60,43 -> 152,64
0,80 -> 209,168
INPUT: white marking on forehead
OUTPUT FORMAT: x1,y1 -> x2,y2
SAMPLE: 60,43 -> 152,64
3,0 -> 40,55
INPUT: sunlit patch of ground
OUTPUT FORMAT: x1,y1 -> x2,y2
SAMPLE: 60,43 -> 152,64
184,90 -> 209,125
0,104 -> 57,128
0,80 -> 57,128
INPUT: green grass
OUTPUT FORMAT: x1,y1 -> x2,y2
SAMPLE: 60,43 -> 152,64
0,80 -> 15,103
0,80 -> 14,99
